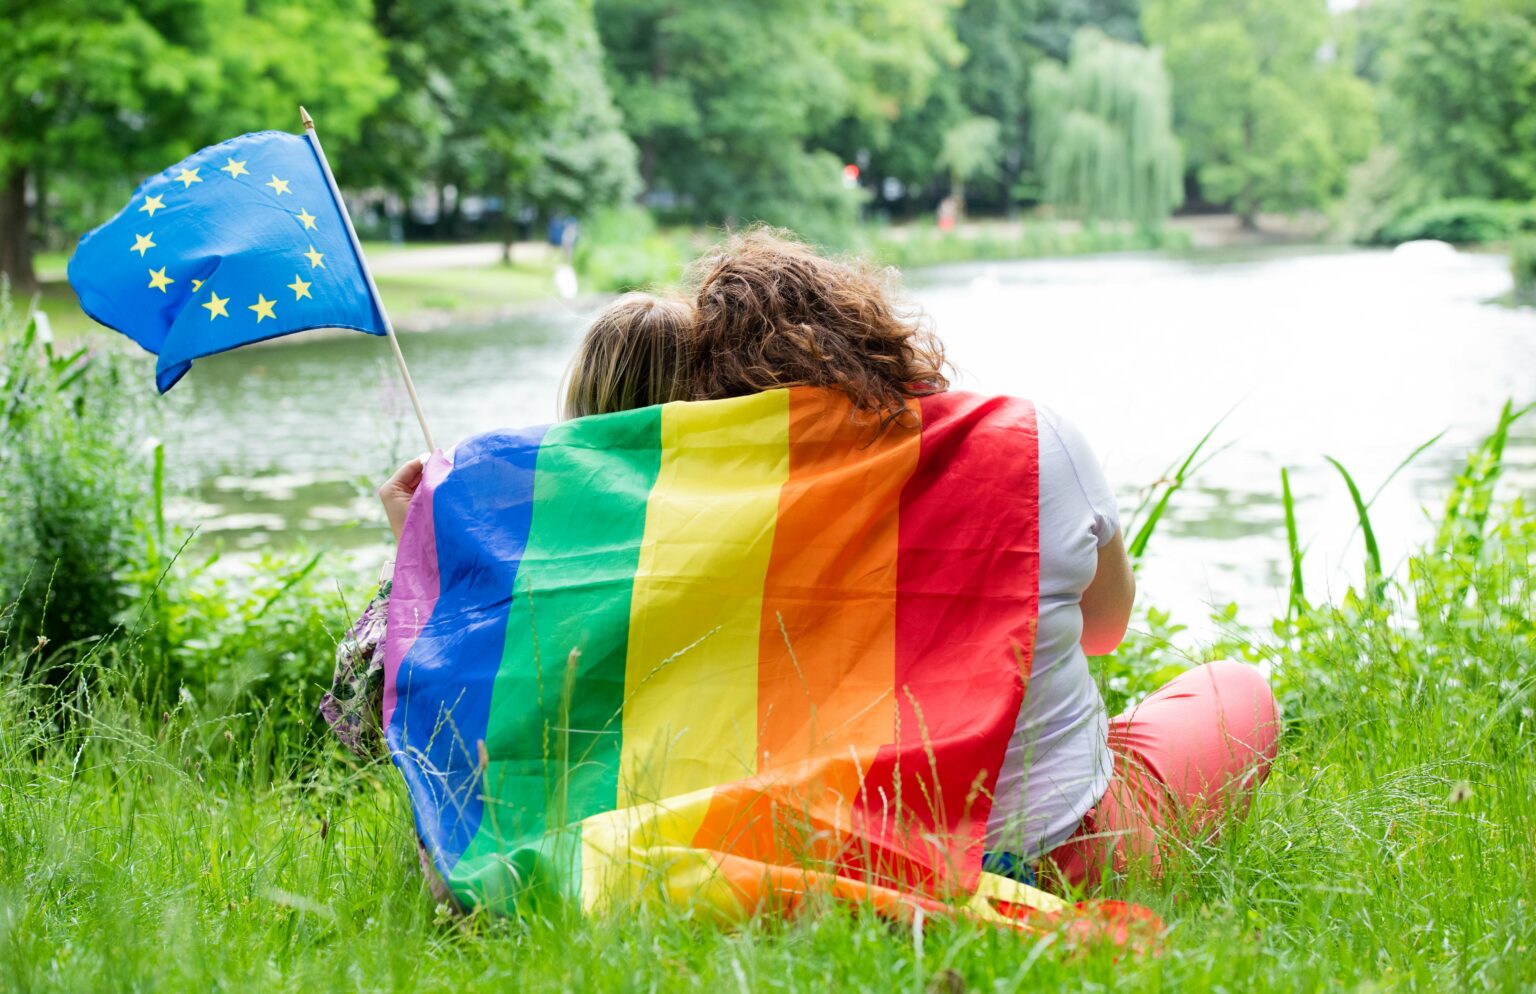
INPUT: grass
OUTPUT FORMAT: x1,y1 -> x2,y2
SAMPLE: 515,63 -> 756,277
2,408 -> 1534,991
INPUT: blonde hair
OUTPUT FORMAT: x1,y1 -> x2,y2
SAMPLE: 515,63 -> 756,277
562,293 -> 696,419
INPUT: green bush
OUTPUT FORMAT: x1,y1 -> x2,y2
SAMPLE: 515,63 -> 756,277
0,297 -> 145,683
1510,236 -> 1536,298
0,289 -> 361,739
1379,198 -> 1536,245
861,220 -> 1188,271
573,206 -> 693,292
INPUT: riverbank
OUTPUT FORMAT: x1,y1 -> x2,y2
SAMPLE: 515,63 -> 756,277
17,213 -> 1329,342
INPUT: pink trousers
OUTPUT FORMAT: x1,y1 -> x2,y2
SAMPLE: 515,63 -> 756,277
1044,661 -> 1281,888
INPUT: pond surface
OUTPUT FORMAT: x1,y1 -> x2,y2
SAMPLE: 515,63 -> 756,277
158,244 -> 1536,638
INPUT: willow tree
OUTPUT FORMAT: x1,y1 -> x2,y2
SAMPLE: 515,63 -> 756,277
1031,30 -> 1184,231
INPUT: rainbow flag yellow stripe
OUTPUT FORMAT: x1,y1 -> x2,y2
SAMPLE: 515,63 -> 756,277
383,387 -> 1042,917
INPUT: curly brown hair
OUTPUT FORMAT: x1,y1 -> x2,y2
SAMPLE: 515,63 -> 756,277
687,229 -> 948,423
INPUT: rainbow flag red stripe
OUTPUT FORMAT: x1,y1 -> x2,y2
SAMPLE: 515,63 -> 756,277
383,387 -> 1041,917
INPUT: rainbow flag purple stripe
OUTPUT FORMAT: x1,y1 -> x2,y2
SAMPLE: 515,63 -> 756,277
382,387 -> 1041,917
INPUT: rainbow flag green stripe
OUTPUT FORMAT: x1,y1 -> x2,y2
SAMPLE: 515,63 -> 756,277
384,387 -> 1041,915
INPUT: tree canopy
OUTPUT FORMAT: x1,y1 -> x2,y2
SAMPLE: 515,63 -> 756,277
8,0 -> 1536,287
1,0 -> 391,288
1381,0 -> 1536,203
1142,0 -> 1375,224
1032,29 -> 1183,230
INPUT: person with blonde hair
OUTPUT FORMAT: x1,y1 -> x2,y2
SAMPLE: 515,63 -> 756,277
562,292 -> 695,421
324,291 -> 697,757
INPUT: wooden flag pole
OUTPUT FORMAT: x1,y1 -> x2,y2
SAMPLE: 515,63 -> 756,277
300,106 -> 437,452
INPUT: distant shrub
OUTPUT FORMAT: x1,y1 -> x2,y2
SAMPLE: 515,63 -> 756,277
1379,198 -> 1536,245
1335,147 -> 1434,245
1510,236 -> 1536,298
864,220 -> 1188,271
0,288 -> 358,741
0,296 -> 145,683
574,206 -> 691,292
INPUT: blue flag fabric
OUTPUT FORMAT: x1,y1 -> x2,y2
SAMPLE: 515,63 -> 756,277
67,130 -> 386,392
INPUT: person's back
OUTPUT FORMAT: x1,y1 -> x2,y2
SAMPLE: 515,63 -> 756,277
987,403 -> 1119,860
687,229 -> 1278,888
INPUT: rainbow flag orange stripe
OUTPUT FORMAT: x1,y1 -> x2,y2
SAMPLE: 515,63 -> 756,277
383,387 -> 1041,917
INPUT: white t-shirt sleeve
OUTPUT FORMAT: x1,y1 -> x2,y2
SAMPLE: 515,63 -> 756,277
1039,405 -> 1121,549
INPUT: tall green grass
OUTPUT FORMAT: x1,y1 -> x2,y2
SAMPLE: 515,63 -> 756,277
2,436 -> 1531,990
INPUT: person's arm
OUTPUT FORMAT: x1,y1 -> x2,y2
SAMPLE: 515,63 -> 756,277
1080,529 -> 1135,656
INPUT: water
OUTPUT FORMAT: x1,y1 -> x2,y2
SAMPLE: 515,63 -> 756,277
157,245 -> 1536,636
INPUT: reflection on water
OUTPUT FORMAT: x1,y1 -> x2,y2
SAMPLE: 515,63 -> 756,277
157,245 -> 1536,635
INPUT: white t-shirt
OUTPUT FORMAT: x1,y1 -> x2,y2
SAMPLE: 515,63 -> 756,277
984,404 -> 1119,860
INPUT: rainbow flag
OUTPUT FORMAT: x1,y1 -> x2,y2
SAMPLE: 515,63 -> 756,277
383,387 -> 1046,920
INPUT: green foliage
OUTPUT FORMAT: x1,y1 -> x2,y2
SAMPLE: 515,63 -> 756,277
1142,0 -> 1376,222
571,207 -> 693,294
1334,145 -> 1435,244
1380,198 -> 1536,246
0,297 -> 143,682
0,0 -> 393,285
343,0 -> 637,232
1382,0 -> 1536,204
0,291 -> 353,735
859,219 -> 1190,269
596,0 -> 955,238
5,409 -> 1535,989
938,115 -> 1002,211
1511,236 -> 1536,297
1032,29 -> 1183,230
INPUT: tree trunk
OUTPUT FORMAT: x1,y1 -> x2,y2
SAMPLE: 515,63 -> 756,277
0,165 -> 37,293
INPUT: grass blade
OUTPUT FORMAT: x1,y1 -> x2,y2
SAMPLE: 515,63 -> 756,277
1280,467 -> 1306,619
1324,455 -> 1382,596
1367,429 -> 1447,508
1125,413 -> 1231,561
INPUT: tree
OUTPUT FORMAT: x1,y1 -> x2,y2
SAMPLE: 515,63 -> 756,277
852,0 -> 1145,217
938,116 -> 1001,216
342,0 -> 636,243
1032,29 -> 1183,230
0,0 -> 391,291
1142,0 -> 1376,225
1382,0 -> 1536,202
596,0 -> 957,241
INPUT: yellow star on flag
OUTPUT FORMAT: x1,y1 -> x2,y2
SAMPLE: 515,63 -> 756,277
191,279 -> 204,293
130,233 -> 155,257
139,195 -> 165,217
147,267 -> 175,293
220,158 -> 249,179
295,208 -> 318,230
175,167 -> 202,188
248,294 -> 277,322
266,176 -> 291,196
202,292 -> 230,320
287,274 -> 313,300
302,245 -> 325,269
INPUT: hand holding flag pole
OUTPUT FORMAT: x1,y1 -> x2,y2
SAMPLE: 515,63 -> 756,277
299,107 -> 435,451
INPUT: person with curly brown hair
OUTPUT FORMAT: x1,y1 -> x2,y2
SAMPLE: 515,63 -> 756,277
685,229 -> 1279,890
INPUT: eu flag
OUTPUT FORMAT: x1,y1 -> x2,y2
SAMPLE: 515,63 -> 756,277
67,130 -> 387,392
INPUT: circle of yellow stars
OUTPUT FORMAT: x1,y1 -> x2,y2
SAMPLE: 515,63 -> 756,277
130,156 -> 329,324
